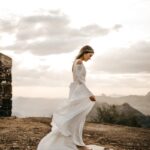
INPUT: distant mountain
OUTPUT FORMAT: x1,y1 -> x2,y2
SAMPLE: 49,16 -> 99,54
12,97 -> 66,117
87,102 -> 144,122
87,102 -> 150,128
95,91 -> 150,115
145,91 -> 150,99
116,102 -> 144,117
12,90 -> 150,122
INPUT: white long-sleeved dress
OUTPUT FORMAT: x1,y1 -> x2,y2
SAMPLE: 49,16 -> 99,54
37,59 -> 95,150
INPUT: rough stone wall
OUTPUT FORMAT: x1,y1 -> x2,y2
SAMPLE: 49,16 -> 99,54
0,53 -> 12,117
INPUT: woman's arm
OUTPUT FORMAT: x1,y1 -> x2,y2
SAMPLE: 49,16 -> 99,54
75,60 -> 96,100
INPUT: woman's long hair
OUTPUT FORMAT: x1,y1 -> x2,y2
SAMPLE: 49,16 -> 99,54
72,45 -> 94,72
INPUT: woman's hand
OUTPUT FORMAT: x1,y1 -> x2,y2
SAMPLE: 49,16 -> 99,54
89,95 -> 96,102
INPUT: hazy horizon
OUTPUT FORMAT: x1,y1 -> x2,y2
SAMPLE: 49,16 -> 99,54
12,91 -> 150,117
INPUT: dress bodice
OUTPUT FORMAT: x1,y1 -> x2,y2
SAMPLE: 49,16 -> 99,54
70,59 -> 93,98
72,59 -> 86,84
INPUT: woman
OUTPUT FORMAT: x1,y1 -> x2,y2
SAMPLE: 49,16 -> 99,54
37,45 -> 96,150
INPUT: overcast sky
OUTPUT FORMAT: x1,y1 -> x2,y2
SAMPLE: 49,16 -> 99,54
0,0 -> 150,98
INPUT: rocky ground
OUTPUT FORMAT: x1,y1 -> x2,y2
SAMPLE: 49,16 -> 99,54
0,116 -> 150,150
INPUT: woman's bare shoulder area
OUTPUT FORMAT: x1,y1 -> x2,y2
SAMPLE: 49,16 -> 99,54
76,59 -> 83,65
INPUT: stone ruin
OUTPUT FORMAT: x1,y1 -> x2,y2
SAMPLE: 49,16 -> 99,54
0,53 -> 12,117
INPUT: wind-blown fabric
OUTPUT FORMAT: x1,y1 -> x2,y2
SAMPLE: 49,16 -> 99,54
37,59 -> 95,150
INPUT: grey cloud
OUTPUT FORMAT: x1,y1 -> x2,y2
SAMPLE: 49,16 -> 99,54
80,24 -> 122,37
80,24 -> 110,36
12,57 -> 72,87
92,41 -> 150,73
0,19 -> 17,33
12,66 -> 71,87
0,10 -> 122,55
112,24 -> 122,31
89,72 -> 150,89
12,57 -> 150,89
16,11 -> 70,40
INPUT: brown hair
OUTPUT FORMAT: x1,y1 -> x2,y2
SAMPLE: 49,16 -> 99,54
72,45 -> 94,72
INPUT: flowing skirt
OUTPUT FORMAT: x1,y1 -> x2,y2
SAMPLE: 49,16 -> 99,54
37,82 -> 95,150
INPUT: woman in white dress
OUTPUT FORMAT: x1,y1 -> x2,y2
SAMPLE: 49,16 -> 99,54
37,45 -> 96,150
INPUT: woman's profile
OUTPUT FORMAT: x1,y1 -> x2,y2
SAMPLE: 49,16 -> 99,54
37,45 -> 96,150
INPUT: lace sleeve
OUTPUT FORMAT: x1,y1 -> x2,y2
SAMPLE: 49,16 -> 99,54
75,63 -> 85,84
82,81 -> 94,97
74,61 -> 94,97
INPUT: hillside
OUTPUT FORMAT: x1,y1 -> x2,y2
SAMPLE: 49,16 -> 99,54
0,117 -> 150,150
96,91 -> 150,115
87,102 -> 150,128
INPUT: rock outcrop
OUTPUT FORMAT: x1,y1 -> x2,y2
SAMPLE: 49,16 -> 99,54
0,53 -> 12,117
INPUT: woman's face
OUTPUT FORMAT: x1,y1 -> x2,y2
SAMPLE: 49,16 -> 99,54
83,52 -> 94,61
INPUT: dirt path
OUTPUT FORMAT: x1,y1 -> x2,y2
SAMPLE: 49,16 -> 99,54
84,123 -> 150,150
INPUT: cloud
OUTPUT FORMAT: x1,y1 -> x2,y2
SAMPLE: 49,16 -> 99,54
0,19 -> 17,33
92,40 -> 150,73
112,24 -> 122,31
11,54 -> 150,90
11,55 -> 72,87
0,10 -> 122,55
12,66 -> 71,87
